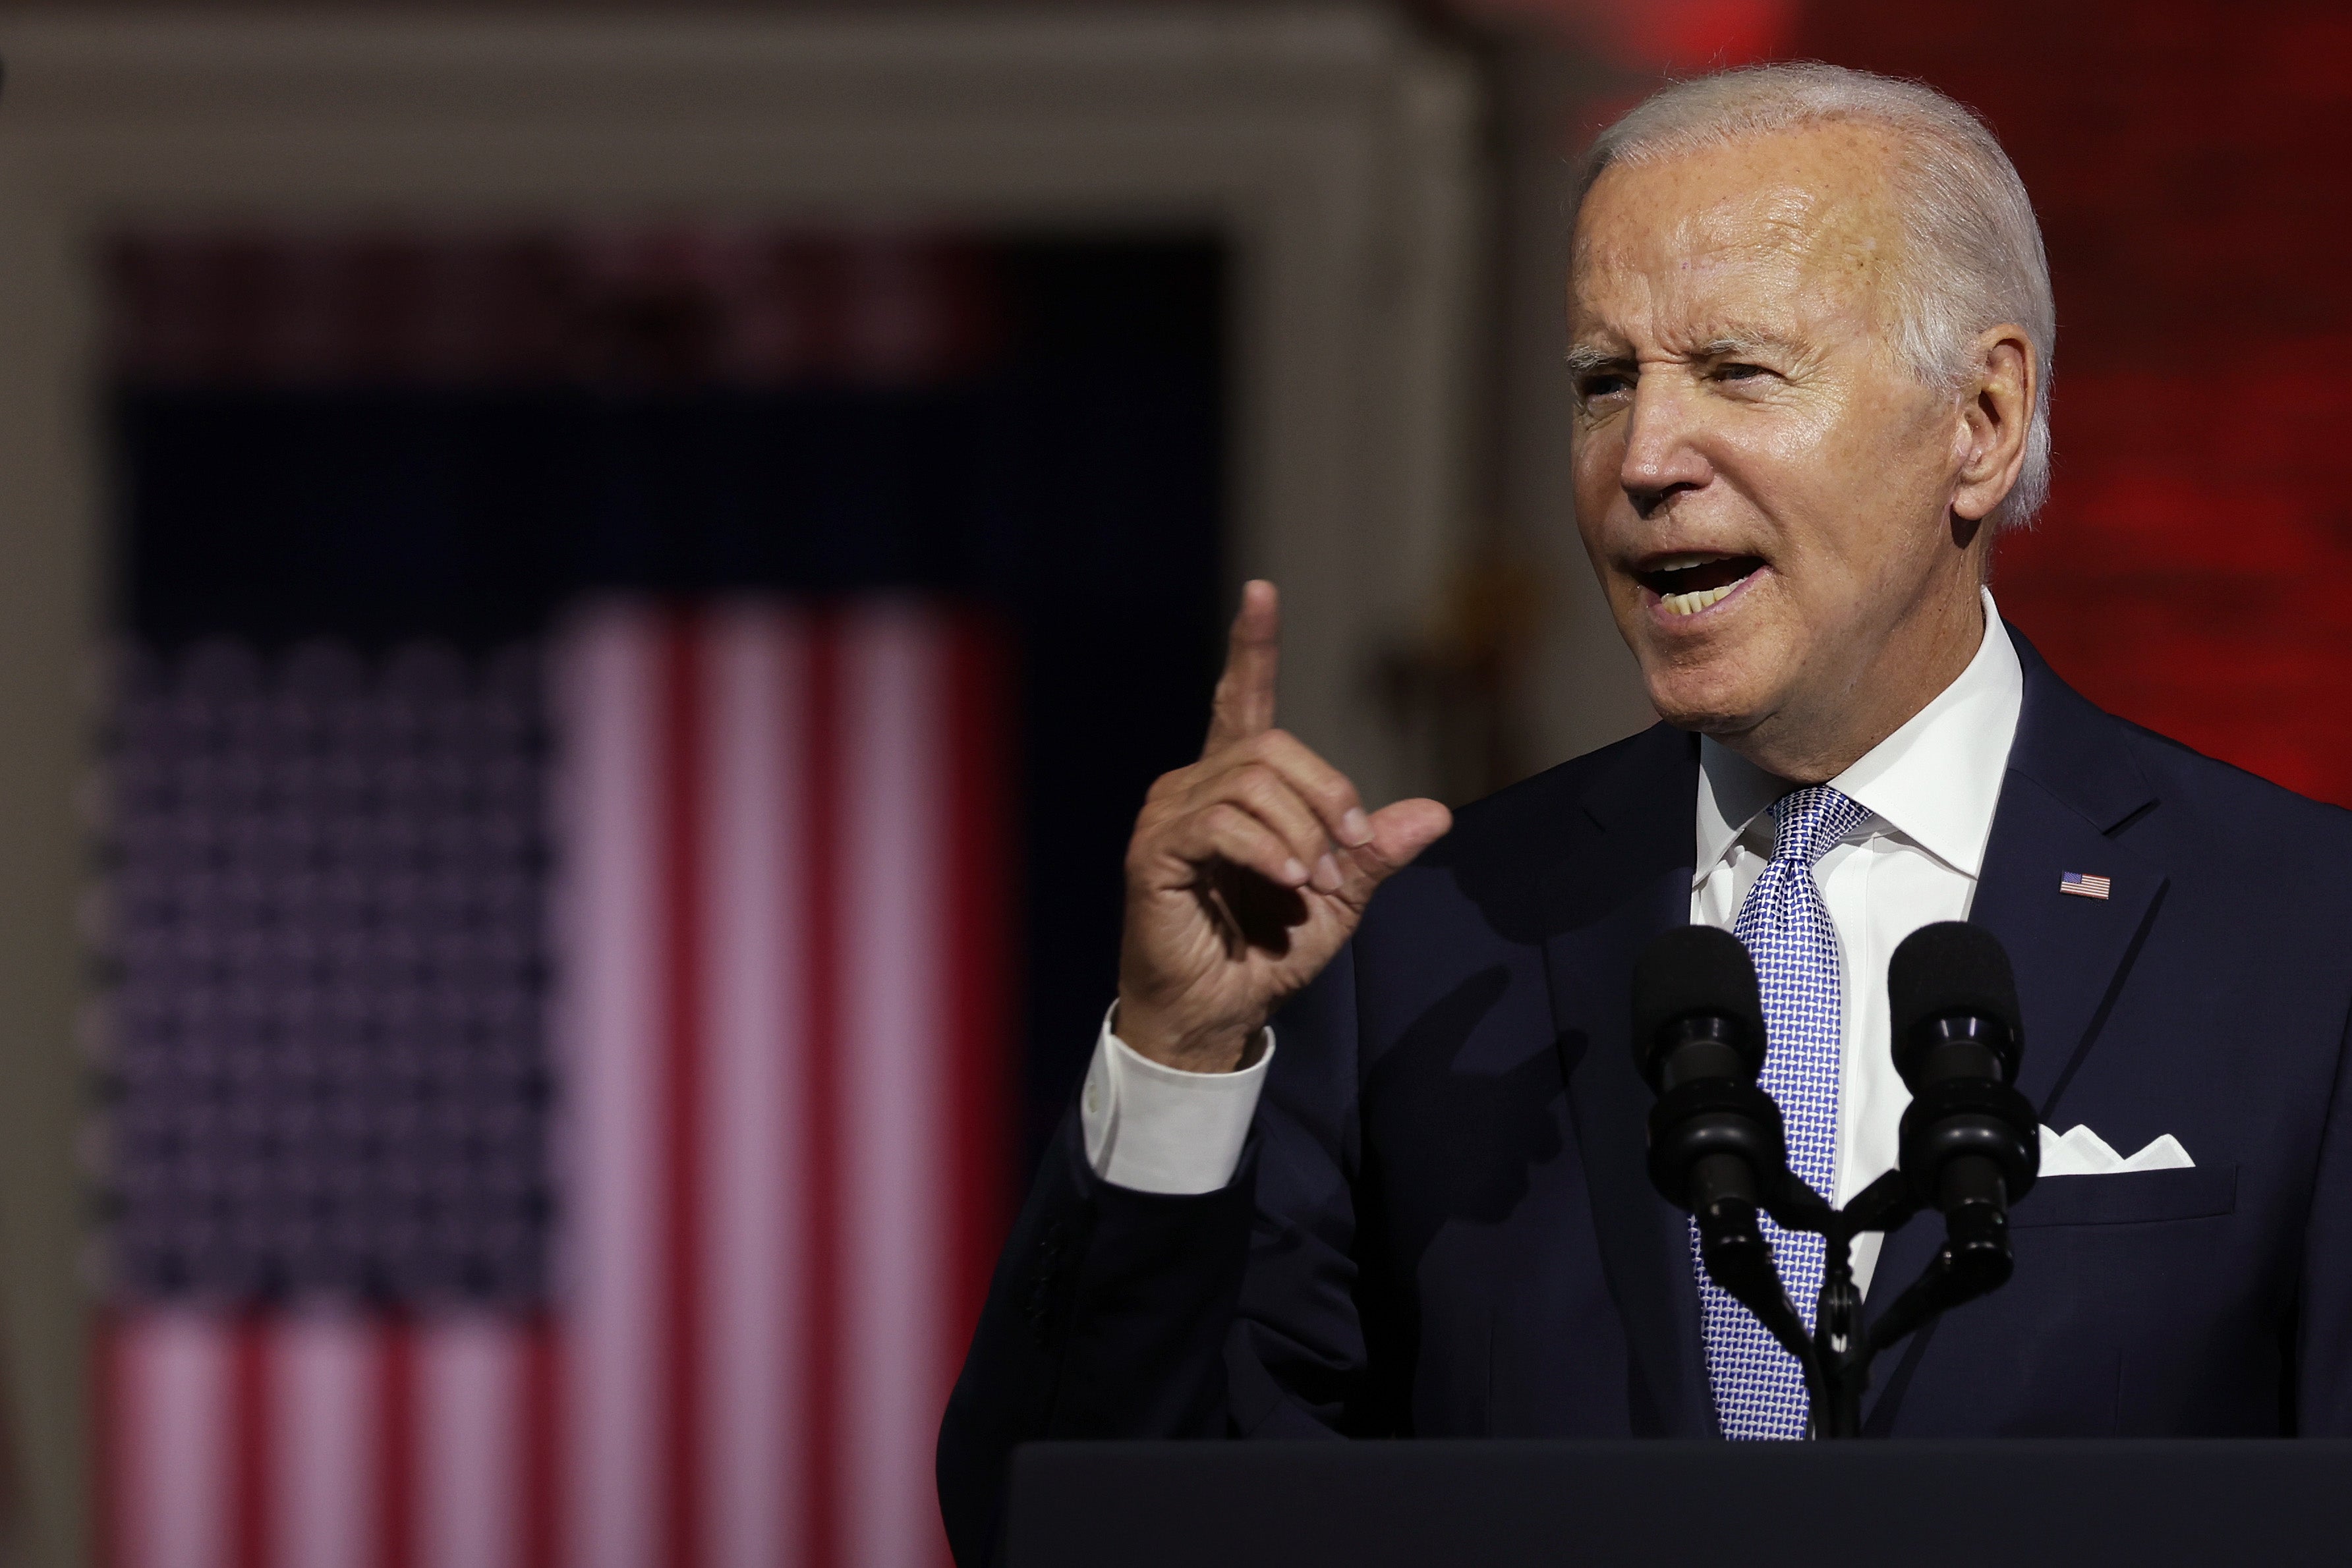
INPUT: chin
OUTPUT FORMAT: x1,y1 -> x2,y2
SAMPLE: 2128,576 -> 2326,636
1615,586 -> 1796,739
1637,657 -> 1773,738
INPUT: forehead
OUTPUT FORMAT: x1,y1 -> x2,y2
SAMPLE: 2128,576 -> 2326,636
1569,122 -> 1905,345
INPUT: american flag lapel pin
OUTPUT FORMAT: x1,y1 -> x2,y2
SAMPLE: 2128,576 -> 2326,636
2060,870 -> 2113,900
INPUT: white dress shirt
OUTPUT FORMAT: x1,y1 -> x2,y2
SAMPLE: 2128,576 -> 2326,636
1083,588 -> 2024,1304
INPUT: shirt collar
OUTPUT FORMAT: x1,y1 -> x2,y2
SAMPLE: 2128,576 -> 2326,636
1694,586 -> 2024,882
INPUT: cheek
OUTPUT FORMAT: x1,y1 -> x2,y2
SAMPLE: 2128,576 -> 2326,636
1570,497 -> 1622,587
1744,391 -> 1853,472
1569,428 -> 1622,538
1822,379 -> 1957,493
1722,391 -> 1934,555
1569,418 -> 1616,487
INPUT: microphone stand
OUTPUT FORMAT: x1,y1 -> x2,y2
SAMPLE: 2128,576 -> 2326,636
1692,1168 -> 2016,1438
1638,920 -> 2036,1438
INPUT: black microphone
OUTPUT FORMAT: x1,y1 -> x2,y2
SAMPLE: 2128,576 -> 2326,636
1887,922 -> 2040,1283
1633,926 -> 1816,1374
1632,925 -> 1780,1215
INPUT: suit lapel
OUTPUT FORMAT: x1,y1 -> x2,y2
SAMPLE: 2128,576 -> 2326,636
1543,724 -> 1715,1438
1976,791 -> 2165,1121
1975,630 -> 2168,1126
1861,626 -> 2168,1425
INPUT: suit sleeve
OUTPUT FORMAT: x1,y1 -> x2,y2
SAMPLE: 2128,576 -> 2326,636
2294,988 -> 2352,1432
934,945 -> 1379,1565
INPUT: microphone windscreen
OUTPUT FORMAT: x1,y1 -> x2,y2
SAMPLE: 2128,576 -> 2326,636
1887,920 -> 2021,1051
1631,924 -> 1764,1083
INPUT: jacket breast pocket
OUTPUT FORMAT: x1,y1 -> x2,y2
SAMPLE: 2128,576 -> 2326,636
2008,1163 -> 2238,1228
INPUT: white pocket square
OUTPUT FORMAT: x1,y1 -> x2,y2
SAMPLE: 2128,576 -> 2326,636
2037,1123 -> 2194,1176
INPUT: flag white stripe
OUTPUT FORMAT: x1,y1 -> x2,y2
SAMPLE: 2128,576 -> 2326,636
274,1310 -> 376,1568
838,606 -> 954,1568
418,1314 -> 521,1568
127,1310 -> 230,1568
704,605 -> 806,1568
558,603 -> 665,1568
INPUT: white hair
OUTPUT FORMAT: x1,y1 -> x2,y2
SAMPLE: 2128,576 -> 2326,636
1579,63 -> 2055,528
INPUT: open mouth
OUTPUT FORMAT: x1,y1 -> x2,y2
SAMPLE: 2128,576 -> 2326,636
1636,554 -> 1765,617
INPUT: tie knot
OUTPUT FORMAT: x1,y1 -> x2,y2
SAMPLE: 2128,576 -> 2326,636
1768,784 -> 1869,867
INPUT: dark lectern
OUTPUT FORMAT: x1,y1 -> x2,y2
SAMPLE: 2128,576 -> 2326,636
1006,1440 -> 2352,1568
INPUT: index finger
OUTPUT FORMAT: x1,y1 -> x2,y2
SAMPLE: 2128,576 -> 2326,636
1203,579 -> 1279,756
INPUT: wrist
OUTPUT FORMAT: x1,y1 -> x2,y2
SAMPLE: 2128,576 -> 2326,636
1111,994 -> 1259,1074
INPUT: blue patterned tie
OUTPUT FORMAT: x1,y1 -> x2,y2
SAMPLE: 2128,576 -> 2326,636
1696,783 -> 1873,1440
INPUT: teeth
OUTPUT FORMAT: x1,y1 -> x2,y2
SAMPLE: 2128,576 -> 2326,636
1651,553 -> 1723,571
1661,583 -> 1736,616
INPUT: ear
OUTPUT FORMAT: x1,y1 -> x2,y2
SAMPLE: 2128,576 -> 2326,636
1950,325 -> 2036,524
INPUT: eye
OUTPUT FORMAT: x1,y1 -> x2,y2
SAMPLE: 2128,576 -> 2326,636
1713,361 -> 1773,384
1576,371 -> 1633,401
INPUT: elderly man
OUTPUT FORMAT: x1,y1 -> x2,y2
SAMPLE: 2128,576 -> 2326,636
938,61 -> 2352,1562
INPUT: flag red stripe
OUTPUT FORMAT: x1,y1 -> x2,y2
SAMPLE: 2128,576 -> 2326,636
660,609 -> 710,1568
230,1318 -> 270,1568
802,613 -> 844,1568
520,1317 -> 560,1568
376,1319 -> 415,1568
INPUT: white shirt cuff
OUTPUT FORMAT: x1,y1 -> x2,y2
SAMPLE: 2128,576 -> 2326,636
1079,1004 -> 1273,1195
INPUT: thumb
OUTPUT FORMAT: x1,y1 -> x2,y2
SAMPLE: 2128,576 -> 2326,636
1354,797 -> 1452,885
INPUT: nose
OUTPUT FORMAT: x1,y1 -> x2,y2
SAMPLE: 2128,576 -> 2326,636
1618,368 -> 1713,519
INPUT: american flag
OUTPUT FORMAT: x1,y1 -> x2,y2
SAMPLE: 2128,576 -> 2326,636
94,599 -> 1010,1568
2059,871 -> 2113,901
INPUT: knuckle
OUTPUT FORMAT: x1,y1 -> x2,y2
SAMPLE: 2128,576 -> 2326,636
1199,801 -> 1248,836
1146,766 -> 1190,802
1224,762 -> 1278,802
1201,807 -> 1269,857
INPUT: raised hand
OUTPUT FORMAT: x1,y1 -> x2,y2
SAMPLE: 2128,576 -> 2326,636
1116,581 -> 1454,1073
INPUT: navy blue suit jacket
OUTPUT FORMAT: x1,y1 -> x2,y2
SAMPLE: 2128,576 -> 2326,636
938,630 -> 2352,1564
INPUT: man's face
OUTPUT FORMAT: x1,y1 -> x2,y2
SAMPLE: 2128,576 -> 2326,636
1568,124 -> 1986,762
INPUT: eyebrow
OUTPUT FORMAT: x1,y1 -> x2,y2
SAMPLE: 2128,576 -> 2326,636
1563,332 -> 1802,376
1694,332 -> 1802,361
1563,343 -> 1628,376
